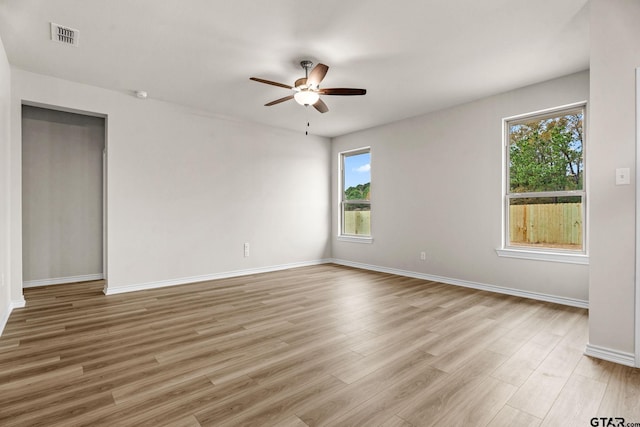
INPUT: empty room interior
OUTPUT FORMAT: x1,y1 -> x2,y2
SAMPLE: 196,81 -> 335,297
1,0 -> 640,426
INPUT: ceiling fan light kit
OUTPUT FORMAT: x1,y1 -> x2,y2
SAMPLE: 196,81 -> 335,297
250,60 -> 366,114
294,90 -> 319,106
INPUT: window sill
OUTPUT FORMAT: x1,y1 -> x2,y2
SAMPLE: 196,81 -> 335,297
337,235 -> 373,244
496,248 -> 588,265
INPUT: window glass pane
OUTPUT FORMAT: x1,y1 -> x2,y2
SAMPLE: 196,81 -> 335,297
343,152 -> 371,200
509,112 -> 583,193
343,203 -> 370,236
508,197 -> 582,250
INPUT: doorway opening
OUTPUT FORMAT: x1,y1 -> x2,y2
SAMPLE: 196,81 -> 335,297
21,105 -> 106,288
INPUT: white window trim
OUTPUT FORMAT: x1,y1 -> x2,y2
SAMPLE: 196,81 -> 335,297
338,147 -> 372,240
500,101 -> 588,263
337,235 -> 374,244
496,248 -> 588,264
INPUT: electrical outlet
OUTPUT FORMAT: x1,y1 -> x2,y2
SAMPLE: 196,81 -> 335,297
616,168 -> 630,185
420,252 -> 426,261
244,243 -> 250,257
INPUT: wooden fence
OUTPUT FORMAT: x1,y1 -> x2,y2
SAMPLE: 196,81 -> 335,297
344,211 -> 371,236
343,204 -> 582,247
509,203 -> 582,246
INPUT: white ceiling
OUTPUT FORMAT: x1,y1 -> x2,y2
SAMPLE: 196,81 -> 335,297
0,0 -> 590,137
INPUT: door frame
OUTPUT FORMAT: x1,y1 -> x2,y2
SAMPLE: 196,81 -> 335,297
635,67 -> 640,367
21,101 -> 108,288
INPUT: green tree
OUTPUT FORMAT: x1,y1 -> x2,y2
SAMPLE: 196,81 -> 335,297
509,113 -> 583,198
344,182 -> 370,200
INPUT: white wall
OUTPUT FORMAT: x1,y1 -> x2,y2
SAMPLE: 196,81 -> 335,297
22,106 -> 104,284
10,68 -> 331,294
332,71 -> 590,304
2,3 -> 639,367
587,0 -> 640,363
0,33 -> 12,333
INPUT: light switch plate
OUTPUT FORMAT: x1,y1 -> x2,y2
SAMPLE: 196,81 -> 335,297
616,168 -> 630,185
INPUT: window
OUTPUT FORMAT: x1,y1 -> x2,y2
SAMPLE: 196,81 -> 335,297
340,148 -> 371,239
503,103 -> 586,256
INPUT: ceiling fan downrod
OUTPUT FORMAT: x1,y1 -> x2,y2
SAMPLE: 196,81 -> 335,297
300,60 -> 313,79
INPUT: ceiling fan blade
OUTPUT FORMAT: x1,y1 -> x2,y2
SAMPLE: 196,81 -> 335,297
307,63 -> 329,88
250,77 -> 293,90
313,98 -> 329,113
265,95 -> 294,106
320,88 -> 367,96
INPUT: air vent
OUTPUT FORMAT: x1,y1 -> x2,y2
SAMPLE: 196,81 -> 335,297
50,23 -> 79,46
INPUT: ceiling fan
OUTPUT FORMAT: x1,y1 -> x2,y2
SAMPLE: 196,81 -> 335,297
250,60 -> 366,113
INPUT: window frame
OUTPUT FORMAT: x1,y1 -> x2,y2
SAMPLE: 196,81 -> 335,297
499,102 -> 588,263
338,147 -> 372,243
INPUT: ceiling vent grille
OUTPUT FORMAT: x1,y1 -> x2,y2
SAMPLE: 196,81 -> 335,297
50,23 -> 79,46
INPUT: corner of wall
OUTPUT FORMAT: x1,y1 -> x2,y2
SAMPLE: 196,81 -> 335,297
0,33 -> 12,337
587,0 -> 640,362
0,304 -> 11,336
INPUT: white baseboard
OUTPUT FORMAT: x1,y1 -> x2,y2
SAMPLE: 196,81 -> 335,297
12,298 -> 26,309
102,258 -> 588,309
585,343 -> 636,367
104,259 -> 332,295
0,303 -> 11,336
330,259 -> 589,309
102,258 -> 587,309
12,261 -> 636,365
23,273 -> 104,288
0,298 -> 26,336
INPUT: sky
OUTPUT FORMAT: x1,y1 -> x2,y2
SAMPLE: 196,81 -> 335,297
344,152 -> 371,189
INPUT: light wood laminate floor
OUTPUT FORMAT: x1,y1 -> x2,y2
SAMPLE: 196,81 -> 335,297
1,264 -> 639,426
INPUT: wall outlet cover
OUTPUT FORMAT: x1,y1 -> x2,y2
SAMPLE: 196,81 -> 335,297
616,168 -> 630,185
